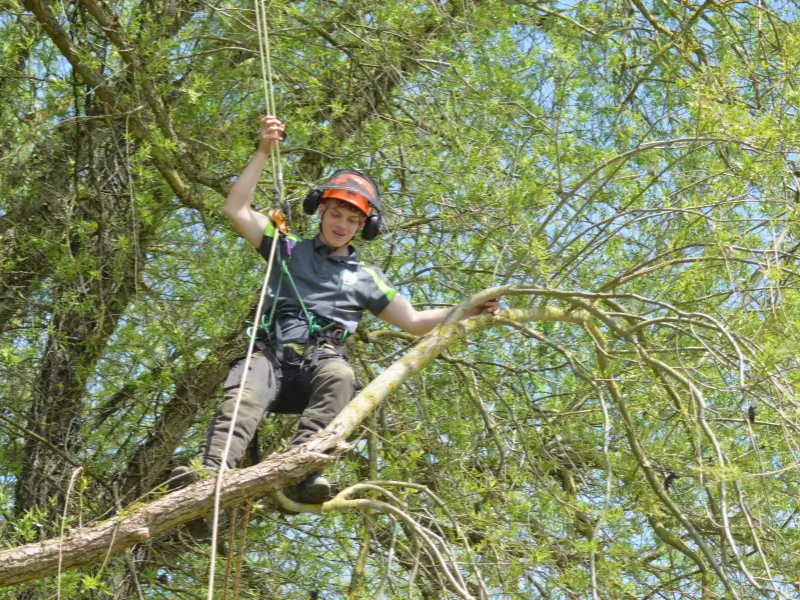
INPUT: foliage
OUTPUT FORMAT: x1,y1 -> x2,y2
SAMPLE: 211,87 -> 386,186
3,0 -> 800,597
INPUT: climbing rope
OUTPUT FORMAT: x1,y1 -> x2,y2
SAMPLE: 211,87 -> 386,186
206,2 -> 286,592
221,500 -> 254,600
222,506 -> 239,600
232,501 -> 254,600
207,227 -> 280,599
253,0 -> 290,222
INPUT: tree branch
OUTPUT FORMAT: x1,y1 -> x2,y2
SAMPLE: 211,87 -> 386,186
0,302 -> 585,587
22,0 -> 205,210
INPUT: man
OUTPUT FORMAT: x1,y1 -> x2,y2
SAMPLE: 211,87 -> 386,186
169,116 -> 499,503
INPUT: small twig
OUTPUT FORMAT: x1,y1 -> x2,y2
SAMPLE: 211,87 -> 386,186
375,516 -> 397,599
57,467 -> 83,600
273,484 -> 475,599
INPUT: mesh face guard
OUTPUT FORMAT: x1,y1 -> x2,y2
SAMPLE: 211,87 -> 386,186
318,172 -> 378,216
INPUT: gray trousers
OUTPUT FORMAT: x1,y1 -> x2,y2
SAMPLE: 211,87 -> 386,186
199,344 -> 355,469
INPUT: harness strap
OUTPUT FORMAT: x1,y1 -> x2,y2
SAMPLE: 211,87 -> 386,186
250,235 -> 351,356
282,259 -> 334,339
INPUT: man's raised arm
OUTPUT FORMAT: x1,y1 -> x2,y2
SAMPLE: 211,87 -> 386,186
224,116 -> 285,248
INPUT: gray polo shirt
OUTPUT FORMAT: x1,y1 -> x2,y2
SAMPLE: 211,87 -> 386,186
256,226 -> 396,345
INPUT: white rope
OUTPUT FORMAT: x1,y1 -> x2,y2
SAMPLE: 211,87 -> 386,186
253,0 -> 288,221
207,228 -> 280,599
57,466 -> 83,600
206,3 -> 287,594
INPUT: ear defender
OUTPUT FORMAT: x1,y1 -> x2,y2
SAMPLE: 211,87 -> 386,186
361,213 -> 381,241
303,188 -> 324,215
351,170 -> 382,240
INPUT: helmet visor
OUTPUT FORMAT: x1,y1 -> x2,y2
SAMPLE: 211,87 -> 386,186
318,172 -> 378,216
321,189 -> 371,216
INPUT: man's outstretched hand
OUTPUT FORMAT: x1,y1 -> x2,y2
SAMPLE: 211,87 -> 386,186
466,297 -> 502,317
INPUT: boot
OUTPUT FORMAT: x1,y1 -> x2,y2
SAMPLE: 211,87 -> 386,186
288,472 -> 331,504
167,465 -> 199,491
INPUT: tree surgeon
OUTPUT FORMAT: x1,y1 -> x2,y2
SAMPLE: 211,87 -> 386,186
170,116 -> 499,502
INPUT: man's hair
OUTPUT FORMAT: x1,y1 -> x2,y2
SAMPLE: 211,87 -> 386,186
322,198 -> 367,219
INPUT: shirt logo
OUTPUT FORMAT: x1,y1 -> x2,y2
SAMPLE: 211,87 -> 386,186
340,269 -> 358,286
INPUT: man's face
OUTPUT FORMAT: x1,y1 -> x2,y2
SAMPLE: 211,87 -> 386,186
318,200 -> 366,250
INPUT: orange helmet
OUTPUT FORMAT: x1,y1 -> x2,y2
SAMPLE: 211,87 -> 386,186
318,171 -> 379,216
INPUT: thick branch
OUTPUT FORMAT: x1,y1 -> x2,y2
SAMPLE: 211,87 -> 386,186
0,304 -> 586,587
310,304 -> 588,453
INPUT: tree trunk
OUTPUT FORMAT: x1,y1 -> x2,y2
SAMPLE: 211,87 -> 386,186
14,126 -> 149,520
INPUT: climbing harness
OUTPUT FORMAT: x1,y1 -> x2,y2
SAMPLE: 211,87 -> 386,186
243,207 -> 348,349
246,225 -> 351,364
252,256 -> 349,342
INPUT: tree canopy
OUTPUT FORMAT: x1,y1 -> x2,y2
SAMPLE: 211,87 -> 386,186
3,0 -> 800,598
